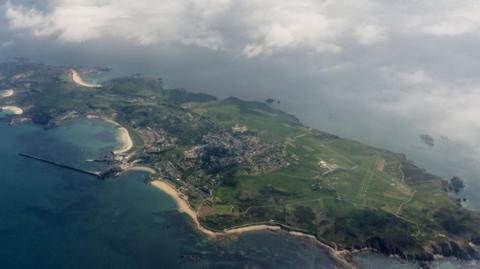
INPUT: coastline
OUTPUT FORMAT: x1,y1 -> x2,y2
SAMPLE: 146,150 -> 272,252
86,115 -> 134,154
71,69 -> 102,88
1,60 -> 477,268
1,89 -> 14,98
1,105 -> 23,115
150,179 -> 358,269
113,126 -> 133,154
125,166 -> 157,174
151,180 -> 221,237
1,105 -> 462,269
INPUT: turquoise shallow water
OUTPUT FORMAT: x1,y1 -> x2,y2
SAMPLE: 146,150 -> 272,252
0,119 -> 341,269
0,58 -> 477,268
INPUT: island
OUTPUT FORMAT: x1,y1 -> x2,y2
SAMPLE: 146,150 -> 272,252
420,134 -> 435,147
1,60 -> 479,268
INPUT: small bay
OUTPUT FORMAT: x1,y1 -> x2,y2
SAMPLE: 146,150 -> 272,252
0,119 -> 338,269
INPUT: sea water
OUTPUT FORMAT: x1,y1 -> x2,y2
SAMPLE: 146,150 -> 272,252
0,119 -> 339,269
0,61 -> 477,268
73,73 -> 480,269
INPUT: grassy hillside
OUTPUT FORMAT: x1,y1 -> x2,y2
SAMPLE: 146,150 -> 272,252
2,61 -> 480,261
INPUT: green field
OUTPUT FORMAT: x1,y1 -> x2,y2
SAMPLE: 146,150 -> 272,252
2,61 -> 480,261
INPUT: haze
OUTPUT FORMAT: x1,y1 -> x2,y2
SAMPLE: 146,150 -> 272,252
2,0 -> 480,202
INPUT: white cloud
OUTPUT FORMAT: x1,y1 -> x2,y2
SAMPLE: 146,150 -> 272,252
6,0 -> 480,55
355,24 -> 386,46
241,1 -> 346,57
5,4 -> 56,37
396,70 -> 435,87
5,0 -> 228,49
4,0 -> 480,170
3,0 -> 393,56
422,22 -> 476,37
382,83 -> 480,146
376,68 -> 480,153
404,2 -> 480,37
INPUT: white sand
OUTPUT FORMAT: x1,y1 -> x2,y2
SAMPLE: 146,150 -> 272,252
151,180 -> 289,237
90,117 -> 133,154
151,180 -> 222,237
224,225 -> 281,234
113,126 -> 133,154
1,105 -> 23,115
0,89 -> 14,98
150,179 -> 358,268
126,166 -> 157,174
71,69 -> 101,88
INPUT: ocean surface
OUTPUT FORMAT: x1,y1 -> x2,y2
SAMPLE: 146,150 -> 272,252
0,64 -> 479,268
0,118 -> 345,269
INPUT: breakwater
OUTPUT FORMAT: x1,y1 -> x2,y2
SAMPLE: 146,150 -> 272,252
18,153 -> 100,178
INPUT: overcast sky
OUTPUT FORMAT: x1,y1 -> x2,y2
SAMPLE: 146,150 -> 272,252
1,0 -> 480,176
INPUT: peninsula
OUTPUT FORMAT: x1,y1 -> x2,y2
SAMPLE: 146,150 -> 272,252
1,60 -> 480,267
71,69 -> 102,88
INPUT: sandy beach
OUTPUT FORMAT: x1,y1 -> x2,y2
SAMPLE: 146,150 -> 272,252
71,69 -> 101,88
126,166 -> 157,174
151,180 -> 222,237
150,179 -> 357,268
1,105 -> 23,115
86,116 -> 134,154
113,126 -> 133,154
150,180 -> 286,237
0,89 -> 14,98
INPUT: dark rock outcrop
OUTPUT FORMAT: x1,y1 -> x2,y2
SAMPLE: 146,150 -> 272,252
420,134 -> 435,146
450,176 -> 465,193
430,241 -> 480,260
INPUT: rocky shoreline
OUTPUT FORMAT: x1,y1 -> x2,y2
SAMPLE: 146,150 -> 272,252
2,62 -> 480,269
3,102 -> 480,269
